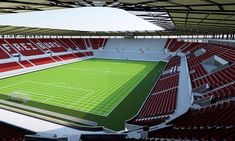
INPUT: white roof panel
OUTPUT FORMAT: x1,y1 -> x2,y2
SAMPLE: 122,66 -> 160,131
0,7 -> 163,32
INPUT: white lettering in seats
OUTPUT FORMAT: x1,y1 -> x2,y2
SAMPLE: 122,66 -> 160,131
53,42 -> 61,47
12,43 -> 23,51
20,43 -> 31,51
26,43 -> 38,50
36,42 -> 47,50
1,44 -> 11,52
44,42 -> 52,48
48,42 -> 56,48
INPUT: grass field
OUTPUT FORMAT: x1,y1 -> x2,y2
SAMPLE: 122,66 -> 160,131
0,58 -> 158,117
0,58 -> 166,130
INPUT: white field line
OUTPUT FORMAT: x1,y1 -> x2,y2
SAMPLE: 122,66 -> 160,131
8,89 -> 53,102
101,71 -> 147,117
0,81 -> 27,90
0,81 -> 93,106
42,96 -> 55,103
0,63 -> 152,117
59,66 -> 111,74
59,66 -> 140,76
0,80 -> 95,101
12,90 -> 52,99
25,80 -> 95,93
48,82 -> 71,87
0,81 -> 109,117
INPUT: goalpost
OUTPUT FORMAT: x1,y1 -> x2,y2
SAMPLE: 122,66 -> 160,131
8,91 -> 31,103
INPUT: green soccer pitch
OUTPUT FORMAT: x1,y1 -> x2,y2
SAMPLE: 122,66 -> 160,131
0,58 -> 166,130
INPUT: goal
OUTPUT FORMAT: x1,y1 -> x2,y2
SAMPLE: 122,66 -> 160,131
8,91 -> 31,103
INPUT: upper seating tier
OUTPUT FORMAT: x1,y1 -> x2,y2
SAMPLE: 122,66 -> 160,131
33,39 -> 67,53
128,56 -> 180,127
4,39 -> 45,56
0,47 -> 10,59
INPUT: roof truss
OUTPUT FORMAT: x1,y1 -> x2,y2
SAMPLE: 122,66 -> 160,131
0,0 -> 234,35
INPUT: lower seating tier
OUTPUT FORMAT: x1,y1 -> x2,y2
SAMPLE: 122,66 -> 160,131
151,73 -> 179,93
58,54 -> 77,60
19,60 -> 34,68
149,126 -> 235,141
0,52 -> 94,73
127,56 -> 180,127
149,100 -> 235,140
0,121 -> 36,141
138,88 -> 178,118
29,57 -> 55,66
0,62 -> 23,72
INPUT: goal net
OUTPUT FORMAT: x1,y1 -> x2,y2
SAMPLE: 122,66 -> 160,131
8,91 -> 31,103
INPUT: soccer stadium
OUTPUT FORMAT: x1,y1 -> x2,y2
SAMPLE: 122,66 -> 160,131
0,0 -> 234,141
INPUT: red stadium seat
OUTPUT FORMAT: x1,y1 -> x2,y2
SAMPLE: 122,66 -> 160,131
5,39 -> 44,56
0,62 -> 23,72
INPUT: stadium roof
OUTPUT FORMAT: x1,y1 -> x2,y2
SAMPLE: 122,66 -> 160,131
0,0 -> 234,36
0,7 -> 163,32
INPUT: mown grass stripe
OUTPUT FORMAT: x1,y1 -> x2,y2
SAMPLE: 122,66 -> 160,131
0,59 -> 156,117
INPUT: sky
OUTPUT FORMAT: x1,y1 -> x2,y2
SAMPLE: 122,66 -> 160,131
0,7 -> 163,32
